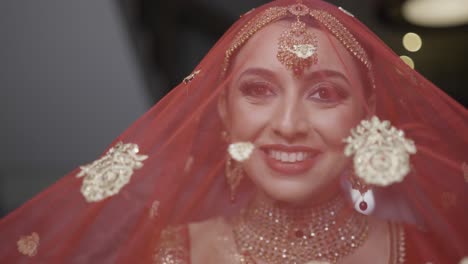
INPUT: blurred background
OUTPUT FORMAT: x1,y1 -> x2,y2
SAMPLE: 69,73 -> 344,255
1,0 -> 467,217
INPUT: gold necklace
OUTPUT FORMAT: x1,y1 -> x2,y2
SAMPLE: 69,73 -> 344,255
232,195 -> 369,264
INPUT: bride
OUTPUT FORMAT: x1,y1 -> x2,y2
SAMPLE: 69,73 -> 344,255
1,0 -> 467,263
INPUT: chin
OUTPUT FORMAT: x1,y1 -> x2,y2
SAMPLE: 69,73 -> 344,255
261,181 -> 323,205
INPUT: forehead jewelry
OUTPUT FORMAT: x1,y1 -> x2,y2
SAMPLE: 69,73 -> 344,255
277,3 -> 318,76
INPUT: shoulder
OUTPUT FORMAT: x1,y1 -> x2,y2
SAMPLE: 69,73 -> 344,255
189,216 -> 230,243
152,217 -> 234,264
153,225 -> 190,264
188,217 -> 234,263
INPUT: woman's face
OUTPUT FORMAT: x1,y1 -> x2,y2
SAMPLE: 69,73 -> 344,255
219,21 -> 371,204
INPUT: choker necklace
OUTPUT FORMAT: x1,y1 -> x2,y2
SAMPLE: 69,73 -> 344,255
232,194 -> 369,264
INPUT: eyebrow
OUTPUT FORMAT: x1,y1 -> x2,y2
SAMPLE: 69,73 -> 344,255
237,67 -> 352,86
303,69 -> 352,87
237,67 -> 278,82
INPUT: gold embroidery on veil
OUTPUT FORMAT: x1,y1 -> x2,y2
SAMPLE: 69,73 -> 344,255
77,142 -> 148,202
17,232 -> 40,257
153,226 -> 189,264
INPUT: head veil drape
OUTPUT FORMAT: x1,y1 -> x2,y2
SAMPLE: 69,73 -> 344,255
1,0 -> 467,263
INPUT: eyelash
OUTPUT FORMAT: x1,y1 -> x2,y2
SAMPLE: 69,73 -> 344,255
239,82 -> 276,98
239,81 -> 348,104
308,83 -> 347,103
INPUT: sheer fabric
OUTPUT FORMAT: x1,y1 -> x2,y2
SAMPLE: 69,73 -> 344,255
1,0 -> 467,263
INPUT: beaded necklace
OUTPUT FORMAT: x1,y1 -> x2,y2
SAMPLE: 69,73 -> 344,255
233,195 -> 369,264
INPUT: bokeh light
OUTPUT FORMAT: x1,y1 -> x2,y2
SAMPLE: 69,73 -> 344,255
400,55 -> 415,69
403,0 -> 468,27
403,32 -> 422,52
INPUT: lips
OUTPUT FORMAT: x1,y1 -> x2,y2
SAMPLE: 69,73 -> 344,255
259,144 -> 322,175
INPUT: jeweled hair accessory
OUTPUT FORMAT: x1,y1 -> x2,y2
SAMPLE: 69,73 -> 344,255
277,3 -> 318,76
344,116 -> 417,186
224,2 -> 373,81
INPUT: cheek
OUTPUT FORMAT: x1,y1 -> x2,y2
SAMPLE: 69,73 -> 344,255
310,102 -> 364,149
228,99 -> 275,141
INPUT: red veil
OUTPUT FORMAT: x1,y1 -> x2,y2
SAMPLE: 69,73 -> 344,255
1,0 -> 467,263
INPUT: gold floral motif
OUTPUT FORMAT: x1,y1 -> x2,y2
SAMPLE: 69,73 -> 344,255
153,226 -> 189,264
17,232 -> 40,257
344,116 -> 417,186
182,69 -> 201,84
77,141 -> 148,202
149,200 -> 160,219
228,142 -> 255,162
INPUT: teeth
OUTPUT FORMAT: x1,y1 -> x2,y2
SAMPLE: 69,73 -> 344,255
267,150 -> 311,163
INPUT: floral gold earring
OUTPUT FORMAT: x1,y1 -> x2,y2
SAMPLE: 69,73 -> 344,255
344,116 -> 416,214
225,155 -> 244,202
344,116 -> 417,187
223,131 -> 255,202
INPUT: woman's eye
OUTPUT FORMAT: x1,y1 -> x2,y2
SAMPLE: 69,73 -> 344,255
240,83 -> 275,98
308,84 -> 346,103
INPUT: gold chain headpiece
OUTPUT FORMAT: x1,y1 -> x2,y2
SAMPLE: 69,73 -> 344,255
277,3 -> 319,76
224,2 -> 374,85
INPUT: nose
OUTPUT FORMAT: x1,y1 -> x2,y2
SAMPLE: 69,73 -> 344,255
271,100 -> 308,141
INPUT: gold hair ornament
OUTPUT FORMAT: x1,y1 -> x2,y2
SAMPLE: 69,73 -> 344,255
277,3 -> 319,76
224,2 -> 373,85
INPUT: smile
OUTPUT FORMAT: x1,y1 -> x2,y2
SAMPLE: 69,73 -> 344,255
268,150 -> 311,163
260,145 -> 322,175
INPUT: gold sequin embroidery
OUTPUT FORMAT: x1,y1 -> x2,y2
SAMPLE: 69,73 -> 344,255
389,222 -> 406,264
309,9 -> 369,69
153,226 -> 189,264
77,141 -> 148,202
183,69 -> 201,84
149,200 -> 160,219
17,232 -> 40,257
462,162 -> 468,183
224,6 -> 288,73
338,7 -> 355,17
184,156 -> 194,173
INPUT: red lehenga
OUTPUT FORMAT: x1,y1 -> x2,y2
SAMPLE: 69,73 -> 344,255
1,0 -> 467,263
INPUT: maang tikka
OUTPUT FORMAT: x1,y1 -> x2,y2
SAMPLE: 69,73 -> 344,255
277,2 -> 318,76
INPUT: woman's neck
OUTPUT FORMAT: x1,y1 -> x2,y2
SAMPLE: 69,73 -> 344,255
233,190 -> 369,264
247,189 -> 347,227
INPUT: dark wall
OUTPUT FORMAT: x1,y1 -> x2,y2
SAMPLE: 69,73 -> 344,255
1,0 -> 466,217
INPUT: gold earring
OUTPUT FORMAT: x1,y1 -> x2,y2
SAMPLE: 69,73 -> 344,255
225,155 -> 243,202
348,170 -> 374,214
344,116 -> 417,186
